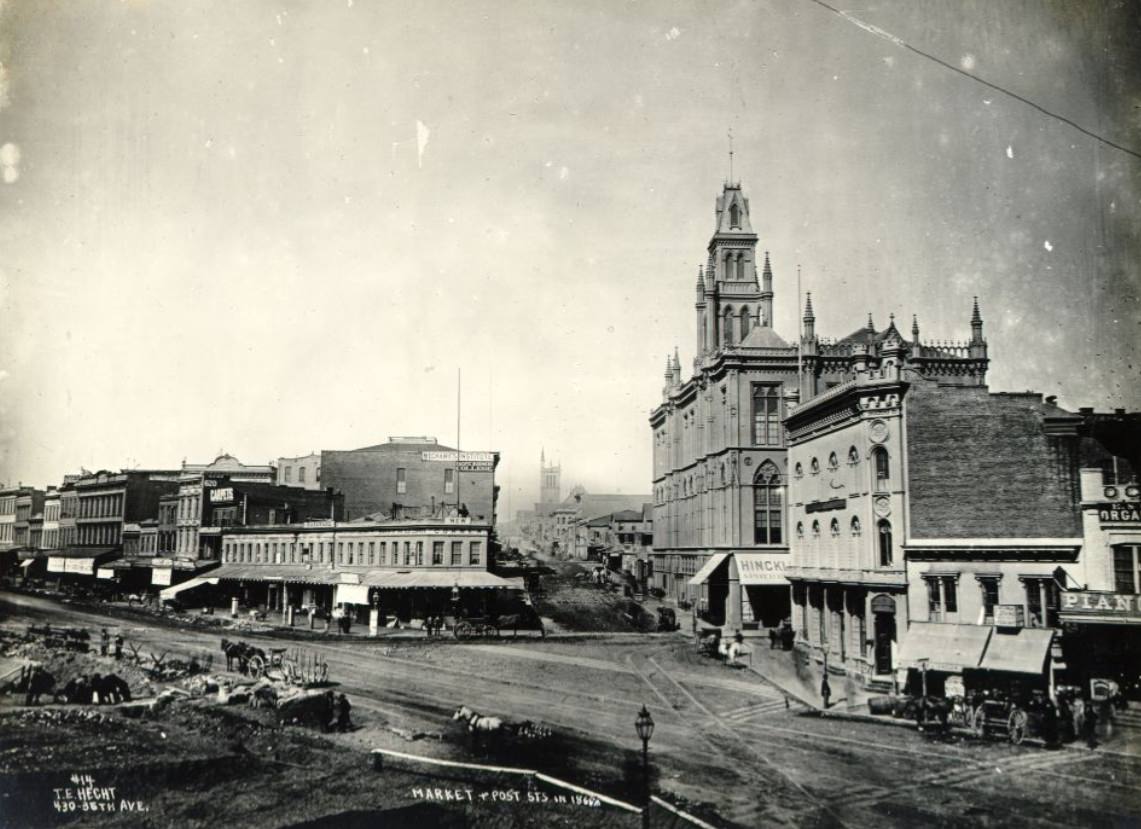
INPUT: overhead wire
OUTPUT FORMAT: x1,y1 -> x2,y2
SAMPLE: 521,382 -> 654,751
800,0 -> 1141,162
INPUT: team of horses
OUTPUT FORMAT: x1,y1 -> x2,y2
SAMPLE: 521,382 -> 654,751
451,704 -> 552,748
19,666 -> 132,706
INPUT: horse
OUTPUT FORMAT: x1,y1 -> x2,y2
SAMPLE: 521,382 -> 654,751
490,610 -> 545,639
453,705 -> 505,736
221,638 -> 266,674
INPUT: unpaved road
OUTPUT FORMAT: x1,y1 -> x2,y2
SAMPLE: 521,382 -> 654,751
3,591 -> 1140,828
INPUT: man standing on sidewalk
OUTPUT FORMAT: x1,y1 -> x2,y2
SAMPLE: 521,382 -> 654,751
821,673 -> 832,710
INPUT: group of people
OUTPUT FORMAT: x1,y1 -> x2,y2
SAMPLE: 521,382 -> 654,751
329,605 -> 353,634
20,665 -> 131,707
98,628 -> 123,660
423,615 -> 448,638
322,690 -> 353,732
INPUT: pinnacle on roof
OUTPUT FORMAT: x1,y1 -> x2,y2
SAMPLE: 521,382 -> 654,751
867,312 -> 875,332
762,250 -> 772,279
912,314 -> 920,340
696,265 -> 704,287
803,291 -> 815,320
971,296 -> 982,325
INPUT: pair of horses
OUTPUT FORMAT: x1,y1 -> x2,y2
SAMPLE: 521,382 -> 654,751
220,638 -> 266,674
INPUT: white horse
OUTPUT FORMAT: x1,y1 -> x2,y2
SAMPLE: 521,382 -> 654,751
453,704 -> 504,734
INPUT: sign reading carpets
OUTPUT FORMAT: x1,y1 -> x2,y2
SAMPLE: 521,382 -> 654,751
1061,590 -> 1141,622
421,451 -> 495,471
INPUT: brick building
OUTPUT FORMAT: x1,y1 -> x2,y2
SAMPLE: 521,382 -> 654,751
320,437 -> 499,523
786,324 -> 1129,691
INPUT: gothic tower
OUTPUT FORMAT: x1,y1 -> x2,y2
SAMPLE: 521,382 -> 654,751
539,449 -> 561,507
696,182 -> 771,360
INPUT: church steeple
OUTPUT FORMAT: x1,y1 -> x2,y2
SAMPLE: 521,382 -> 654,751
706,179 -> 765,348
970,296 -> 984,343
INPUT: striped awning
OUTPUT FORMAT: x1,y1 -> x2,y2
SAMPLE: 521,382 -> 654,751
204,564 -> 522,591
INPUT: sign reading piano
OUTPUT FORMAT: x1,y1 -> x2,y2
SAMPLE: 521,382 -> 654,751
1060,590 -> 1141,624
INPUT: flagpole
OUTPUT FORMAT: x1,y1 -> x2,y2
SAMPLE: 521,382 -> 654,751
456,368 -> 462,516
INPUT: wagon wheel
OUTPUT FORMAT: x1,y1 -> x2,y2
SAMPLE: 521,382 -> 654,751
1008,709 -> 1028,746
971,705 -> 988,739
247,655 -> 266,680
454,621 -> 475,640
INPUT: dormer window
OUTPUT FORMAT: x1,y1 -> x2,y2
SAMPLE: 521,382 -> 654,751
729,203 -> 740,229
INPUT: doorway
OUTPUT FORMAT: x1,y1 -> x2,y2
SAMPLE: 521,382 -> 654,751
873,611 -> 896,675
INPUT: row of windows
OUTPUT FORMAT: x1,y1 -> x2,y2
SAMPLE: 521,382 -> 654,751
77,524 -> 121,546
222,538 -> 483,567
795,517 -> 894,566
282,465 -> 317,484
78,494 -> 124,519
927,575 -> 1059,628
795,447 -> 889,483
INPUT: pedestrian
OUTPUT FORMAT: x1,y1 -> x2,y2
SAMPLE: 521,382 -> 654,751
323,690 -> 336,733
100,628 -> 110,657
336,693 -> 353,732
821,674 -> 832,710
1084,697 -> 1099,749
113,634 -> 123,660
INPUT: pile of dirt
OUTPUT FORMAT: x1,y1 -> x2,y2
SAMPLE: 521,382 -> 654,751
532,566 -> 656,632
3,640 -> 158,700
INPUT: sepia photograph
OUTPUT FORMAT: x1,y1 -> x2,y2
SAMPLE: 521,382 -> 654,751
0,1 -> 1139,826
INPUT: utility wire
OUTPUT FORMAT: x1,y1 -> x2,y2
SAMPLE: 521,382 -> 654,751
802,0 -> 1141,162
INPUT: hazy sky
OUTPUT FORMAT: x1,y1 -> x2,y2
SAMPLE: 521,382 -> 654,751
1,1 -> 1138,512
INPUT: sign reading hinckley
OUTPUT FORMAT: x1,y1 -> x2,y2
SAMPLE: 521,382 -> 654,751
1095,502 -> 1141,523
421,451 -> 495,471
1061,590 -> 1141,622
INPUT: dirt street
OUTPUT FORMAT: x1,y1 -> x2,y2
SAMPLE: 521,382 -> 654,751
2,592 -> 1140,828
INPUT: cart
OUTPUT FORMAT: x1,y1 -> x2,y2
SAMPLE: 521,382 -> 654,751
452,617 -> 501,639
247,647 -> 329,686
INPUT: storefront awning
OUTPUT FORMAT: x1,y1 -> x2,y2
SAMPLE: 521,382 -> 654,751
208,564 -> 340,585
335,583 -> 371,605
735,553 -> 791,586
364,570 -> 524,590
20,559 -> 34,570
897,622 -> 992,673
688,553 -> 729,587
978,628 -> 1054,675
159,576 -> 219,601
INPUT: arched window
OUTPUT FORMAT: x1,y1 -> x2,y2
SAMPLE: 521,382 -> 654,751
828,452 -> 839,470
851,516 -> 861,536
720,463 -> 726,485
796,522 -> 804,539
810,458 -> 820,475
739,306 -> 751,339
848,446 -> 859,465
794,462 -> 803,478
878,519 -> 893,566
736,255 -> 745,281
811,520 -> 821,538
872,447 -> 890,490
753,461 -> 783,545
722,306 -> 734,344
729,203 -> 740,229
830,518 -> 840,537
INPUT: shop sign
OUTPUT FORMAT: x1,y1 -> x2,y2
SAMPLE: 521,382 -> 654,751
209,487 -> 234,503
63,558 -> 94,575
1061,590 -> 1141,621
422,451 -> 495,471
1095,502 -> 1141,523
304,519 -> 335,528
806,498 -> 846,513
944,676 -> 965,698
994,605 -> 1025,628
47,557 -> 65,573
152,568 -> 173,586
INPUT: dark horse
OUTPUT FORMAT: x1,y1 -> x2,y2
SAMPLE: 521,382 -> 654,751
490,608 -> 545,639
220,638 -> 265,674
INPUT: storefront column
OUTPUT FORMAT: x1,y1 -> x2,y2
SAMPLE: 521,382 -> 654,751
726,572 -> 742,632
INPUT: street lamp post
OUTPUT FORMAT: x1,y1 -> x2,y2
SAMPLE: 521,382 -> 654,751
635,704 -> 654,829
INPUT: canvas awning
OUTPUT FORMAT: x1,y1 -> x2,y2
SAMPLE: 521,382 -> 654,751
20,559 -> 34,570
688,553 -> 730,587
364,570 -> 524,590
978,628 -> 1054,675
897,622 -> 992,673
735,553 -> 792,586
335,583 -> 371,605
208,564 -> 340,585
158,576 -> 219,601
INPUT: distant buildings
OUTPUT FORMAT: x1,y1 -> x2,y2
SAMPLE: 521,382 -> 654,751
276,452 -> 322,489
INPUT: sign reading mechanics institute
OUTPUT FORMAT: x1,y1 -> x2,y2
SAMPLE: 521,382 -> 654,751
421,451 -> 495,471
1061,590 -> 1141,622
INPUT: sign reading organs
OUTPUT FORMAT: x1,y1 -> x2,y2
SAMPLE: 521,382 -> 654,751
1096,502 -> 1141,523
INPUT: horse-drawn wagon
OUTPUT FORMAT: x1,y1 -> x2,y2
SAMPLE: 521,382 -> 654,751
451,608 -> 545,640
221,639 -> 328,686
